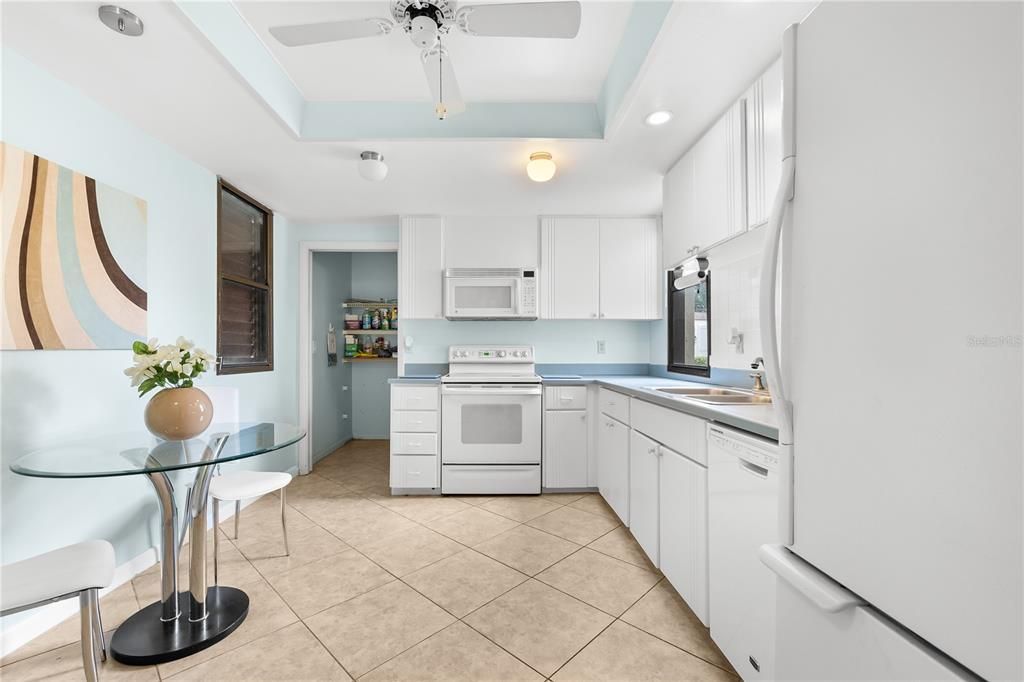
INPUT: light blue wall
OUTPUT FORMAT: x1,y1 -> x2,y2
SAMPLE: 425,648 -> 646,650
400,319 -> 654,365
349,252 -> 398,438
311,253 -> 352,460
0,47 -> 299,594
351,252 -> 398,301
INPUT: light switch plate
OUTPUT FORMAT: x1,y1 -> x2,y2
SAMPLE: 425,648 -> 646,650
597,340 -> 606,354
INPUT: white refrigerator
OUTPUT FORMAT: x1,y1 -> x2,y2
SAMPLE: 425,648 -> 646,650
758,3 -> 1023,681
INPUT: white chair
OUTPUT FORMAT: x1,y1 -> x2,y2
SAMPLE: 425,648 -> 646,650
210,471 -> 292,583
1,540 -> 115,681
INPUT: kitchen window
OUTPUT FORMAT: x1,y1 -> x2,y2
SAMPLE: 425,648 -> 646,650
217,179 -> 273,374
667,270 -> 711,377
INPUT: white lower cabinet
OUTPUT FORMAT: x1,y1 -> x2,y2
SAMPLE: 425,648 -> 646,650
660,445 -> 709,625
544,410 -> 589,488
597,415 -> 630,525
628,430 -> 661,565
390,384 -> 440,492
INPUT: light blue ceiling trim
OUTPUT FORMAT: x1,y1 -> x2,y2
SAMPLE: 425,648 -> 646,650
175,1 -> 305,136
597,0 -> 673,133
175,0 -> 660,140
302,101 -> 602,140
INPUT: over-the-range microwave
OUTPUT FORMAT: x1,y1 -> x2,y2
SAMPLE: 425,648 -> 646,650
443,268 -> 538,320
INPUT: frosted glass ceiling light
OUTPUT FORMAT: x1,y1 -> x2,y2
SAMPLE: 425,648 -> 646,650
358,151 -> 388,182
526,152 -> 556,183
644,110 -> 673,126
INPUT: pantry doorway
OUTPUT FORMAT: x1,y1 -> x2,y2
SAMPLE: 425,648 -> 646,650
297,240 -> 399,474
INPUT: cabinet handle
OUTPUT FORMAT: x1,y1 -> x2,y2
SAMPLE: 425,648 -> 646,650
580,414 -> 587,421
591,313 -> 597,318
600,313 -> 606,318
648,447 -> 657,455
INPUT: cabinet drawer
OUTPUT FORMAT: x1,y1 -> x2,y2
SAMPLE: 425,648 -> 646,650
598,388 -> 630,424
390,455 -> 438,489
631,398 -> 707,466
391,385 -> 439,411
391,433 -> 438,455
544,386 -> 587,410
391,411 -> 438,432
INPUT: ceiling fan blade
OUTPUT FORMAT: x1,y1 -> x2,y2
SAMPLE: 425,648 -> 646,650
422,48 -> 466,115
457,1 -> 581,38
269,18 -> 393,47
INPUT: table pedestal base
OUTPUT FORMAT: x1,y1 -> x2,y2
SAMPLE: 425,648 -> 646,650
110,587 -> 249,665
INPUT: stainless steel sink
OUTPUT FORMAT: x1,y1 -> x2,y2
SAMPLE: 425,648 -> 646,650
649,386 -> 773,405
652,387 -> 746,397
692,394 -> 773,405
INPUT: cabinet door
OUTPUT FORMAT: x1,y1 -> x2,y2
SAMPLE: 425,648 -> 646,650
693,100 -> 747,249
597,416 -> 630,525
540,218 -> 600,319
598,218 -> 660,320
663,153 -> 697,269
399,216 -> 444,319
544,410 -> 589,488
746,59 -> 783,229
659,446 -> 708,624
629,430 -> 660,566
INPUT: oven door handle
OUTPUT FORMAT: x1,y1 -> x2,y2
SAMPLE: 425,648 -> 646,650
442,385 -> 542,396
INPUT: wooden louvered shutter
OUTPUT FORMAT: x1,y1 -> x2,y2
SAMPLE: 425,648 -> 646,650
216,179 -> 273,374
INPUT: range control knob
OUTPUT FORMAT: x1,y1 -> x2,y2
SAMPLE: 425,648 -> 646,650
497,350 -> 507,358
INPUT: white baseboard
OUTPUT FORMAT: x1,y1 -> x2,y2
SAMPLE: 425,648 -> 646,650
0,468 -> 298,659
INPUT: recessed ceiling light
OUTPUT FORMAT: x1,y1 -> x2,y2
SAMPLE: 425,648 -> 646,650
526,152 -> 556,183
645,110 -> 673,126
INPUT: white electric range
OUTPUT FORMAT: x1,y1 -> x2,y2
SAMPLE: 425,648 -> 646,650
440,345 -> 542,495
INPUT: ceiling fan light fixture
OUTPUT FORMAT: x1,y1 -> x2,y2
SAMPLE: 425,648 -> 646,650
526,152 -> 556,183
644,110 -> 673,126
358,151 -> 388,182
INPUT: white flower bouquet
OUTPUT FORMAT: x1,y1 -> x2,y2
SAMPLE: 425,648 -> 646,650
125,337 -> 215,397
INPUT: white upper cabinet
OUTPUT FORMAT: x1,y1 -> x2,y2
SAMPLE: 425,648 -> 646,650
663,99 -> 747,267
399,216 -> 444,319
663,154 -> 696,270
745,58 -> 784,229
444,216 -> 539,268
540,217 -> 600,319
540,217 -> 660,320
598,217 -> 660,320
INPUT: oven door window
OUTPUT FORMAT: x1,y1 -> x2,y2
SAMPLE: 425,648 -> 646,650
461,404 -> 523,444
668,271 -> 711,377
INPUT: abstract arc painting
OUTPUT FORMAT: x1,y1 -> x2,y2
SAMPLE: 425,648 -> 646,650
1,143 -> 147,350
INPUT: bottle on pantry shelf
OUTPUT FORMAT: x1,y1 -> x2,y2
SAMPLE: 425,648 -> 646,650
361,311 -> 372,329
381,308 -> 390,330
371,309 -> 381,329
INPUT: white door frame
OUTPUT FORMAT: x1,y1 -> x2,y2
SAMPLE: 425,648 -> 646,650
297,240 -> 400,474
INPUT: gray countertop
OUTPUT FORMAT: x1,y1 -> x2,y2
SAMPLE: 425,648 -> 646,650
562,376 -> 778,441
389,373 -> 778,441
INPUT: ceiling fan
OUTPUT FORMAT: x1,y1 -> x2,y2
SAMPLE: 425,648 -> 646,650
268,1 -> 582,119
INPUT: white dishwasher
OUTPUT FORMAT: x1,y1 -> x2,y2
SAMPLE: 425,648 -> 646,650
707,424 -> 781,681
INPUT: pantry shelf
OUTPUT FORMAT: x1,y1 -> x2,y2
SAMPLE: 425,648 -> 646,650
344,329 -> 397,335
342,302 -> 398,309
342,357 -> 397,363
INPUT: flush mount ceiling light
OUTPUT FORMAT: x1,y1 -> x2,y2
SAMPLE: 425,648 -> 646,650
98,5 -> 144,37
358,151 -> 388,182
644,110 -> 673,126
526,152 -> 556,183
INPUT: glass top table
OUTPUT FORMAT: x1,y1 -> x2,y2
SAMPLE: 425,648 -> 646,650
11,422 -> 305,478
9,422 -> 306,666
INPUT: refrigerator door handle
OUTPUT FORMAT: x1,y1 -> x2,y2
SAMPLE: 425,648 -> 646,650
759,544 -> 864,614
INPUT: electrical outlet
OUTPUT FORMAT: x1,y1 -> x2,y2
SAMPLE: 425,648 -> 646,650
342,413 -> 349,420
597,340 -> 606,354
342,385 -> 349,392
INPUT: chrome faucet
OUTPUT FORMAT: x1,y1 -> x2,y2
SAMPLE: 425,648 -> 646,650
750,357 -> 767,392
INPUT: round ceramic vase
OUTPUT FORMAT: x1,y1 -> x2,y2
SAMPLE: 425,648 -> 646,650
144,387 -> 214,441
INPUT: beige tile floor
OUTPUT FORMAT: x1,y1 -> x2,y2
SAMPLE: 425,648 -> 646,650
1,440 -> 736,681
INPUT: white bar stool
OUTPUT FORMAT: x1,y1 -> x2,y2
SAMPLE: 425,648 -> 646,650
210,471 -> 292,583
1,540 -> 115,681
